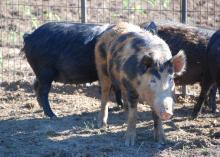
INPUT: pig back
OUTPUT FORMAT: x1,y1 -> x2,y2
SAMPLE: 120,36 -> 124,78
157,23 -> 213,85
23,22 -> 112,84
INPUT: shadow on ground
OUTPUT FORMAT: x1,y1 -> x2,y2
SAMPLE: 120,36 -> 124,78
0,108 -> 193,157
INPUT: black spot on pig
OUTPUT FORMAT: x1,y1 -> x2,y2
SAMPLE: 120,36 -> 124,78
137,55 -> 154,75
117,32 -> 138,43
101,65 -> 108,76
122,78 -> 138,108
123,55 -> 138,80
150,68 -> 161,80
115,57 -> 122,71
110,32 -> 139,53
112,46 -> 124,58
131,37 -> 148,51
98,43 -> 107,59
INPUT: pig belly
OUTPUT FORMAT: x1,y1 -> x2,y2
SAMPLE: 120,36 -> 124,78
54,69 -> 97,84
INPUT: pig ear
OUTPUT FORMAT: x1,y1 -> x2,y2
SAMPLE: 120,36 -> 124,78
142,55 -> 153,68
172,50 -> 186,75
143,21 -> 158,35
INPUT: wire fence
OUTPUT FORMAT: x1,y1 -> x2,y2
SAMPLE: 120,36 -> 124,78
0,0 -> 219,84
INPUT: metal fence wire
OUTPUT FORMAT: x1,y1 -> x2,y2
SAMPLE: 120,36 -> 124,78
0,0 -> 220,84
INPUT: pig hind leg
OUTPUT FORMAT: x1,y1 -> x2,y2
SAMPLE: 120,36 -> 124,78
33,79 -> 41,107
35,69 -> 56,118
97,64 -> 112,128
208,84 -> 217,113
203,84 -> 217,113
98,78 -> 111,128
112,86 -> 124,109
192,75 -> 212,119
216,79 -> 220,108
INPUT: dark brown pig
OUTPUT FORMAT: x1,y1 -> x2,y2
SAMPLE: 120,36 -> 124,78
192,29 -> 220,117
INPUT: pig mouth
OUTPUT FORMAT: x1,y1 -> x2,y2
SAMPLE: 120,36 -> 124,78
160,112 -> 172,121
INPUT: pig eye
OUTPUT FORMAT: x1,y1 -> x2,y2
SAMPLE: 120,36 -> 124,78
168,77 -> 173,84
150,79 -> 156,83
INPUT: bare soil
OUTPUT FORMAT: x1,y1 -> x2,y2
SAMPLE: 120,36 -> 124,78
1,0 -> 220,156
0,48 -> 220,157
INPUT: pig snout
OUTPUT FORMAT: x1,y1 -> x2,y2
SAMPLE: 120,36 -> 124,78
160,112 -> 172,121
155,96 -> 174,121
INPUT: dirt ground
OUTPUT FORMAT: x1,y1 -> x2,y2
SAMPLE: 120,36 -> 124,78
1,0 -> 220,156
0,48 -> 220,157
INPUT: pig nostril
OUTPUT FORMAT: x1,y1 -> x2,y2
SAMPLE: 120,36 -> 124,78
161,112 -> 172,121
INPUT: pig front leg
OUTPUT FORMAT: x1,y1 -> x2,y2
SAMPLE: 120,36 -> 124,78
125,102 -> 137,146
192,76 -> 212,119
124,91 -> 139,146
208,84 -> 217,113
151,110 -> 166,144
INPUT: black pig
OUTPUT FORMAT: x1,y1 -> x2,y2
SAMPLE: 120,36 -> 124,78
192,29 -> 220,117
22,22 -> 118,118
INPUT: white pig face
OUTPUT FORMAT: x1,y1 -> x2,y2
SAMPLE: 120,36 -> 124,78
136,50 -> 186,120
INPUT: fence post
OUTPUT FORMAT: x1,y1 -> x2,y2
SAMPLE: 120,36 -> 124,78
181,0 -> 187,96
81,0 -> 87,23
181,0 -> 187,24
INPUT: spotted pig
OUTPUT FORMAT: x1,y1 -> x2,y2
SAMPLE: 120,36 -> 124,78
95,22 -> 186,146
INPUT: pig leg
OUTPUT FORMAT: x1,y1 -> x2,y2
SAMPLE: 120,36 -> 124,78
217,81 -> 220,107
99,85 -> 123,108
113,88 -> 124,108
152,110 -> 165,144
203,96 -> 209,113
208,84 -> 217,113
98,77 -> 111,128
125,101 -> 138,146
192,76 -> 212,119
203,84 -> 217,113
35,69 -> 56,118
33,79 -> 41,106
124,91 -> 138,146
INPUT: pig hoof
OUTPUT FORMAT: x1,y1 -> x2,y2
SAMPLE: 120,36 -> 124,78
211,109 -> 217,114
111,106 -> 121,111
154,132 -> 166,144
125,133 -> 136,146
123,104 -> 129,111
46,111 -> 57,119
50,115 -> 58,120
191,113 -> 198,119
155,143 -> 166,149
154,138 -> 166,145
97,121 -> 107,128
